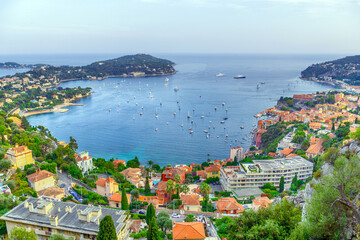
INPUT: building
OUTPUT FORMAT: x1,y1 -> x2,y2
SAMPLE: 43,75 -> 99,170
156,181 -> 172,205
95,177 -> 119,197
6,144 -> 34,169
306,136 -> 325,159
252,196 -> 272,210
230,146 -> 243,161
37,186 -> 65,200
232,188 -> 263,201
181,195 -> 201,212
215,198 -> 244,214
161,167 -> 186,183
220,156 -> 313,191
75,151 -> 94,175
204,165 -> 221,178
173,222 -> 206,240
108,193 -> 131,208
138,196 -> 160,208
120,168 -> 152,188
113,159 -> 126,168
0,197 -> 130,240
27,170 -> 56,192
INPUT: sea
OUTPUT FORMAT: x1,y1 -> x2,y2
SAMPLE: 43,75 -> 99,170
0,54 -> 341,166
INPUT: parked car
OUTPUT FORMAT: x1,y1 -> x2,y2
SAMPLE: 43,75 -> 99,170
195,216 -> 203,222
138,210 -> 146,215
171,213 -> 180,218
130,210 -> 137,214
59,184 -> 65,188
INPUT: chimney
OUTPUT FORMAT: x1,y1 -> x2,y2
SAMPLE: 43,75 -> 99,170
28,202 -> 34,212
24,201 -> 29,208
49,215 -> 59,226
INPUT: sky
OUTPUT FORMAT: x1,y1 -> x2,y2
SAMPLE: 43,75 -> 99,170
0,0 -> 359,55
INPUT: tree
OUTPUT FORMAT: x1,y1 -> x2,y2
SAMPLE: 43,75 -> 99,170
49,234 -> 74,240
185,214 -> 195,222
175,183 -> 182,198
97,215 -> 117,240
127,157 -> 140,168
121,188 -> 129,210
279,176 -> 285,193
68,136 -> 78,151
5,180 -> 16,190
146,203 -> 156,225
147,217 -> 160,240
174,174 -> 181,183
166,180 -> 175,204
156,211 -> 172,233
182,185 -> 190,194
145,177 -> 151,194
9,227 -> 37,240
0,159 -> 12,171
130,189 -> 139,202
199,182 -> 211,201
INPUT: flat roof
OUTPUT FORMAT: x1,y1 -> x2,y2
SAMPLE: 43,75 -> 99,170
232,188 -> 263,198
253,156 -> 313,171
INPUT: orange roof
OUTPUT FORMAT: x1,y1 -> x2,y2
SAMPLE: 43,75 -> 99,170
173,222 -> 206,240
281,148 -> 293,156
157,181 -> 167,192
113,159 -> 126,167
95,177 -> 118,187
196,170 -> 206,177
216,198 -> 244,212
306,138 -> 325,155
268,152 -> 276,157
286,153 -> 298,158
252,196 -> 272,208
10,145 -> 30,154
204,165 -> 221,173
181,195 -> 200,205
37,185 -> 64,197
130,219 -> 142,233
27,170 -> 55,183
108,193 -> 131,203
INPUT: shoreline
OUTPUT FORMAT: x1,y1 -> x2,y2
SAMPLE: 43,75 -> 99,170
22,102 -> 85,117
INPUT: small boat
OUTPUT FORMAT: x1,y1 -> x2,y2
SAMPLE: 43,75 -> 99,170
204,130 -> 209,133
214,106 -> 217,111
133,96 -> 136,99
136,103 -> 138,106
235,139 -> 238,142
190,131 -> 194,134
234,75 -> 246,79
165,78 -> 169,82
155,115 -> 158,118
220,121 -> 225,124
150,95 -> 154,98
173,112 -> 176,116
223,117 -> 228,120
217,136 -> 219,138
160,102 -> 162,106
191,120 -> 194,124
240,126 -> 244,129
216,73 -> 225,77
261,82 -> 265,84
201,116 -> 205,119
213,126 -> 216,129
206,134 -> 209,139
155,128 -> 158,131
187,112 -> 191,118
189,128 -> 192,130
164,83 -> 168,86
181,124 -> 184,127
174,87 -> 179,92
140,112 -> 143,116
222,102 -> 225,106
257,84 -> 260,89
225,134 -> 228,137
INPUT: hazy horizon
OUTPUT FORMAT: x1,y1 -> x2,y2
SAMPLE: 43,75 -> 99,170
0,0 -> 359,55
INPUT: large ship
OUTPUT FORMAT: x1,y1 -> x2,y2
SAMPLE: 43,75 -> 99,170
234,75 -> 246,79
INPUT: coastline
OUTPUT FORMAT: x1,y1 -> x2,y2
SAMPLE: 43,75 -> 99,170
22,102 -> 84,117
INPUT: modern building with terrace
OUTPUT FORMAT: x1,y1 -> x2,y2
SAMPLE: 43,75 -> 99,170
0,197 -> 130,240
220,156 -> 313,191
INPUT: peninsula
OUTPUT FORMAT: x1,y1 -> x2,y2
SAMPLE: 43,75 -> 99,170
0,54 -> 176,116
301,55 -> 360,86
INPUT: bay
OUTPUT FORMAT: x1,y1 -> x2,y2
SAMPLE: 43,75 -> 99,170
0,54 -> 340,166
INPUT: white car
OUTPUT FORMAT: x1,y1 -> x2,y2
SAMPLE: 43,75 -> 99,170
171,213 -> 180,218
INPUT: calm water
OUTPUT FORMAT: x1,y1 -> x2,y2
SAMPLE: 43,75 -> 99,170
0,54 -> 339,166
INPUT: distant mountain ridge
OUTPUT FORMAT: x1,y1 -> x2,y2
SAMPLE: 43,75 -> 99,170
1,54 -> 176,81
301,55 -> 360,85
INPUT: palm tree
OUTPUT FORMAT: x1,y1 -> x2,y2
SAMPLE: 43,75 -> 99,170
166,180 -> 175,204
182,185 -> 190,195
175,183 -> 182,198
199,182 -> 211,201
174,174 -> 181,183
147,160 -> 154,177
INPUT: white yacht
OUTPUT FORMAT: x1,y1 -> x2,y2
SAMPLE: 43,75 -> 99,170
216,73 -> 225,77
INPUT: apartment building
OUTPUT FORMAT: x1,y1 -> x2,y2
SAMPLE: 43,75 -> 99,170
6,144 -> 34,169
75,151 -> 94,175
220,156 -> 313,191
0,197 -> 130,240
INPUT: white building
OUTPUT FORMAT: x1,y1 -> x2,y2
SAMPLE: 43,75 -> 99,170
220,156 -> 313,191
75,151 -> 94,175
230,146 -> 243,161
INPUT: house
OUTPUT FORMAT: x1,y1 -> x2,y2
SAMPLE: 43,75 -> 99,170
181,194 -> 201,212
6,144 -> 34,169
280,148 -> 294,157
37,186 -> 65,200
306,136 -> 325,159
0,197 -> 130,240
162,167 -> 186,183
172,222 -> 206,240
27,170 -> 56,192
204,165 -> 221,178
138,196 -> 159,208
108,193 -> 131,208
230,146 -> 243,161
232,188 -> 263,201
95,177 -> 119,197
75,151 -> 94,175
121,168 -> 152,188
252,196 -> 272,210
129,220 -> 142,233
215,198 -> 244,214
113,159 -> 126,168
196,170 -> 207,180
156,181 -> 172,205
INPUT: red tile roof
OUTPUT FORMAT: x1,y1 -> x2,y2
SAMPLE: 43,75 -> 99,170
95,177 -> 117,187
181,195 -> 200,205
204,165 -> 221,173
27,170 -> 55,183
216,198 -> 244,212
173,222 -> 206,240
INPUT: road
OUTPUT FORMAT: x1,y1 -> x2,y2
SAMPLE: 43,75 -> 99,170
57,171 -> 73,195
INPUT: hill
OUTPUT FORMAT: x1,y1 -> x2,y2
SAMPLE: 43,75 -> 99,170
301,55 -> 360,85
